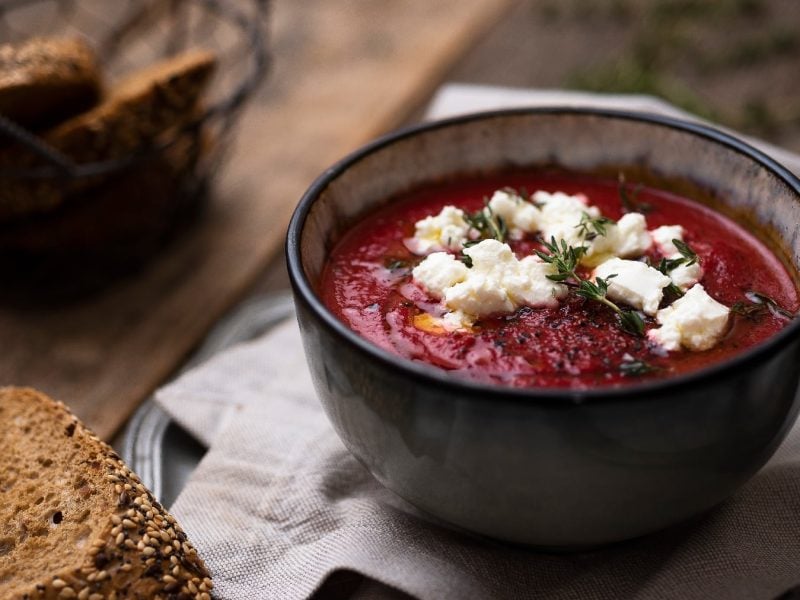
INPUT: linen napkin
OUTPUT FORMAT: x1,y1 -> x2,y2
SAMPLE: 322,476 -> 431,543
156,87 -> 800,600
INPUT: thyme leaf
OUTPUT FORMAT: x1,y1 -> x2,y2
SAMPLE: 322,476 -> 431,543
618,173 -> 651,214
458,202 -> 509,266
385,258 -> 410,271
731,291 -> 795,321
500,186 -> 537,205
463,202 -> 508,243
575,211 -> 616,241
537,236 -> 644,337
654,239 -> 700,299
672,239 -> 698,266
619,358 -> 661,376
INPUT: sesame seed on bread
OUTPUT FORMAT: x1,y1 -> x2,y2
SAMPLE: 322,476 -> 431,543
0,387 -> 213,600
0,37 -> 102,130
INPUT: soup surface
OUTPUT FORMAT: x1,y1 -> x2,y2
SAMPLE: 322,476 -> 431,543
320,172 -> 798,388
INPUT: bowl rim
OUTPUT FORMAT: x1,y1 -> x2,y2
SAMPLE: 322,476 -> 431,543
286,106 -> 800,403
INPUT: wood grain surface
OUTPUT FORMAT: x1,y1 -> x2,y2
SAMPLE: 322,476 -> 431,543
0,0 -> 514,440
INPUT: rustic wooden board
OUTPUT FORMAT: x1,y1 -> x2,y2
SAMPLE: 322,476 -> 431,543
0,0 -> 513,440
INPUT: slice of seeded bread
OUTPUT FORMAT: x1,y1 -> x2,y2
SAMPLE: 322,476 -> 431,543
0,48 -> 216,221
42,48 -> 216,163
0,387 -> 213,600
0,37 -> 102,129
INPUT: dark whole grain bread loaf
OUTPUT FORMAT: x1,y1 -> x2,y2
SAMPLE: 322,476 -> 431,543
0,387 -> 213,599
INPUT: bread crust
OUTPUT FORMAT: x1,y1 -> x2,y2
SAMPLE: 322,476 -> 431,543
0,387 -> 213,600
0,37 -> 102,129
0,49 -> 216,221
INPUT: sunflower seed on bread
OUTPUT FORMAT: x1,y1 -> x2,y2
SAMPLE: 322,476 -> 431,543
0,387 -> 213,599
0,37 -> 102,130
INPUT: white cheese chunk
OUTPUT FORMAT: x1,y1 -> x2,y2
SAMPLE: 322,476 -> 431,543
412,239 -> 567,328
669,261 -> 703,291
649,224 -> 703,290
487,189 -> 541,239
610,213 -> 653,257
506,255 -> 568,308
647,284 -> 730,351
405,205 -> 471,255
443,240 -> 520,317
536,191 -> 600,249
650,225 -> 684,256
444,271 -> 516,317
411,252 -> 469,298
584,212 -> 653,265
594,258 -> 672,316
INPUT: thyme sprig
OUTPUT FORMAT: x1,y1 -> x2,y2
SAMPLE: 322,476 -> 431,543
459,202 -> 509,268
536,237 -> 645,336
575,211 -> 616,241
731,291 -> 795,321
654,238 -> 700,298
618,173 -> 651,214
463,202 -> 508,243
672,239 -> 698,265
385,258 -> 410,271
619,358 -> 662,377
500,186 -> 537,205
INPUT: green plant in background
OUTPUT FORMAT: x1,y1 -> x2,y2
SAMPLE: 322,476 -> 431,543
556,0 -> 800,142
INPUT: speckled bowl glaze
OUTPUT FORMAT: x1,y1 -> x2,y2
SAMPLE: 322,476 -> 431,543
286,108 -> 800,547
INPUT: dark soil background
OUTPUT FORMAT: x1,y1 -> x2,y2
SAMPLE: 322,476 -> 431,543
450,0 -> 800,151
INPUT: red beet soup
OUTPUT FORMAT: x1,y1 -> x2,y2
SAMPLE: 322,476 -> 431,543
320,172 -> 799,389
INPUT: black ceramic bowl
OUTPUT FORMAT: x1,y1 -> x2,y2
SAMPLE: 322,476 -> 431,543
286,108 -> 800,547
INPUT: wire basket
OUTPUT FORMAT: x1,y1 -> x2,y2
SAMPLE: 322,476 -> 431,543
0,0 -> 269,301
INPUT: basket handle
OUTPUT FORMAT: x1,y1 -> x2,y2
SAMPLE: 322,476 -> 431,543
0,114 -> 77,176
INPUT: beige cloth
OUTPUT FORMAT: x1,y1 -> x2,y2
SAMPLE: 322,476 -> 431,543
156,88 -> 800,600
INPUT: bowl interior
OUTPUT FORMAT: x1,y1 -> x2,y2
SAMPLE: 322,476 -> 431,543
287,108 -> 800,394
298,110 -> 800,292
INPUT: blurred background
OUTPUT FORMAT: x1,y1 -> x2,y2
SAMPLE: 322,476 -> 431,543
450,0 -> 800,150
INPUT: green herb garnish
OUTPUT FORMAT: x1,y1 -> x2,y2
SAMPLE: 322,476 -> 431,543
618,174 -> 651,214
619,358 -> 661,376
385,258 -> 410,271
459,202 -> 509,266
654,238 -> 700,298
536,237 -> 645,336
500,186 -> 536,205
672,239 -> 698,266
575,211 -> 616,241
731,291 -> 795,321
463,202 -> 507,243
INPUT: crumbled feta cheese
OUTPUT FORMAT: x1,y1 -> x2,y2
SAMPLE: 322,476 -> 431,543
441,310 -> 472,331
669,261 -> 703,291
533,191 -> 651,265
536,191 -> 600,249
647,284 -> 730,351
405,205 -> 471,254
650,225 -> 684,256
649,224 -> 703,290
487,189 -> 541,239
411,252 -> 469,297
443,240 -> 518,317
594,258 -> 672,316
584,212 -> 653,265
506,256 -> 568,308
412,239 -> 567,328
445,271 -> 516,317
